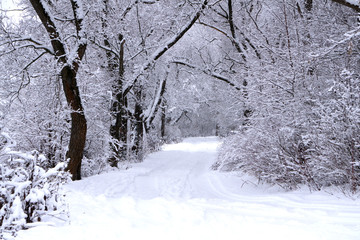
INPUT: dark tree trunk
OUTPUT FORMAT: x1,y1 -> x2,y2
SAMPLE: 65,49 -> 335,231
102,1 -> 128,166
132,89 -> 144,162
305,0 -> 313,12
215,124 -> 220,137
61,66 -> 87,180
29,0 -> 87,180
109,93 -> 128,166
227,0 -> 251,126
228,0 -> 241,54
108,35 -> 128,166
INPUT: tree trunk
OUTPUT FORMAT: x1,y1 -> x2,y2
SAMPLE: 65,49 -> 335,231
305,0 -> 313,12
29,0 -> 87,180
160,100 -> 166,140
61,66 -> 87,180
132,89 -> 144,162
227,0 -> 252,126
108,35 -> 128,166
109,93 -> 128,166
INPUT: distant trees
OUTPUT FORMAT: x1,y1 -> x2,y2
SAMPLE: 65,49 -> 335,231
90,0 -> 210,164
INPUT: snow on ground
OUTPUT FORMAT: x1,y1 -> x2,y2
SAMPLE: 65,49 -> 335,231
16,137 -> 360,240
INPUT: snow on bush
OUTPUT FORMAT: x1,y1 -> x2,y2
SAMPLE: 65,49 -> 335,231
214,69 -> 360,193
215,128 -> 357,192
0,132 -> 70,238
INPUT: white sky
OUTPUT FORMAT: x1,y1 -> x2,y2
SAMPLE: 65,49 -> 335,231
1,0 -> 19,9
1,0 -> 22,23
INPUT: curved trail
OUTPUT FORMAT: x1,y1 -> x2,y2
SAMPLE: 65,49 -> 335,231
17,137 -> 360,240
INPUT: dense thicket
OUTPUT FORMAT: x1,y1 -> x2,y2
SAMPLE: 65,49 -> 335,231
212,0 -> 360,192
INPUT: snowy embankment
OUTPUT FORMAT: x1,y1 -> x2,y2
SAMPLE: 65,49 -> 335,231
17,137 -> 360,240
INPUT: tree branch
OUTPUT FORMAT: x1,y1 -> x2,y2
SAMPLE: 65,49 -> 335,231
197,20 -> 247,60
331,0 -> 360,12
22,52 -> 47,71
69,0 -> 87,71
89,38 -> 120,59
0,44 -> 53,57
0,37 -> 54,55
29,0 -> 67,62
172,60 -> 241,91
228,0 -> 241,53
123,0 -> 209,97
144,70 -> 168,127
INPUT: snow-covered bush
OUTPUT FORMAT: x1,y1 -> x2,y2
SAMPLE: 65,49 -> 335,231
215,69 -> 360,192
0,132 -> 70,238
316,69 -> 360,191
214,128 -> 316,190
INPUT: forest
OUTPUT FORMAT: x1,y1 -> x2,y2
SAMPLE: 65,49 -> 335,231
1,0 -> 360,235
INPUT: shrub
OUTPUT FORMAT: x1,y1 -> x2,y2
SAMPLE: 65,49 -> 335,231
0,132 -> 70,238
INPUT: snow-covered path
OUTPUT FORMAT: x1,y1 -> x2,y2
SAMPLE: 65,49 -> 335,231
17,137 -> 360,240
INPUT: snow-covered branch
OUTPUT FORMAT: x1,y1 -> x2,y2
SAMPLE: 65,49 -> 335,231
22,52 -> 47,71
310,27 -> 360,58
70,0 -> 85,40
172,60 -> 242,91
0,44 -> 53,57
89,38 -> 120,59
331,0 -> 360,11
123,0 -> 209,97
69,0 -> 87,70
0,37 -> 54,55
197,20 -> 248,60
29,0 -> 67,62
143,70 -> 168,128
141,0 -> 159,4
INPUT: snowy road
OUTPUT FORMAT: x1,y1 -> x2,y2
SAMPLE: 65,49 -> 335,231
17,137 -> 360,240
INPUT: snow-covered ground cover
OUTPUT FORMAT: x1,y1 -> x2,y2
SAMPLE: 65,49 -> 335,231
16,137 -> 360,240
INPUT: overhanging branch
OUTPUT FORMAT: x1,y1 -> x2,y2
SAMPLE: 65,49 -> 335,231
331,0 -> 360,12
172,60 -> 241,91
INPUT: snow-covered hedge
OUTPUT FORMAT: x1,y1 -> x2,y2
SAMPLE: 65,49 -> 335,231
215,122 -> 360,192
0,132 -> 70,238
